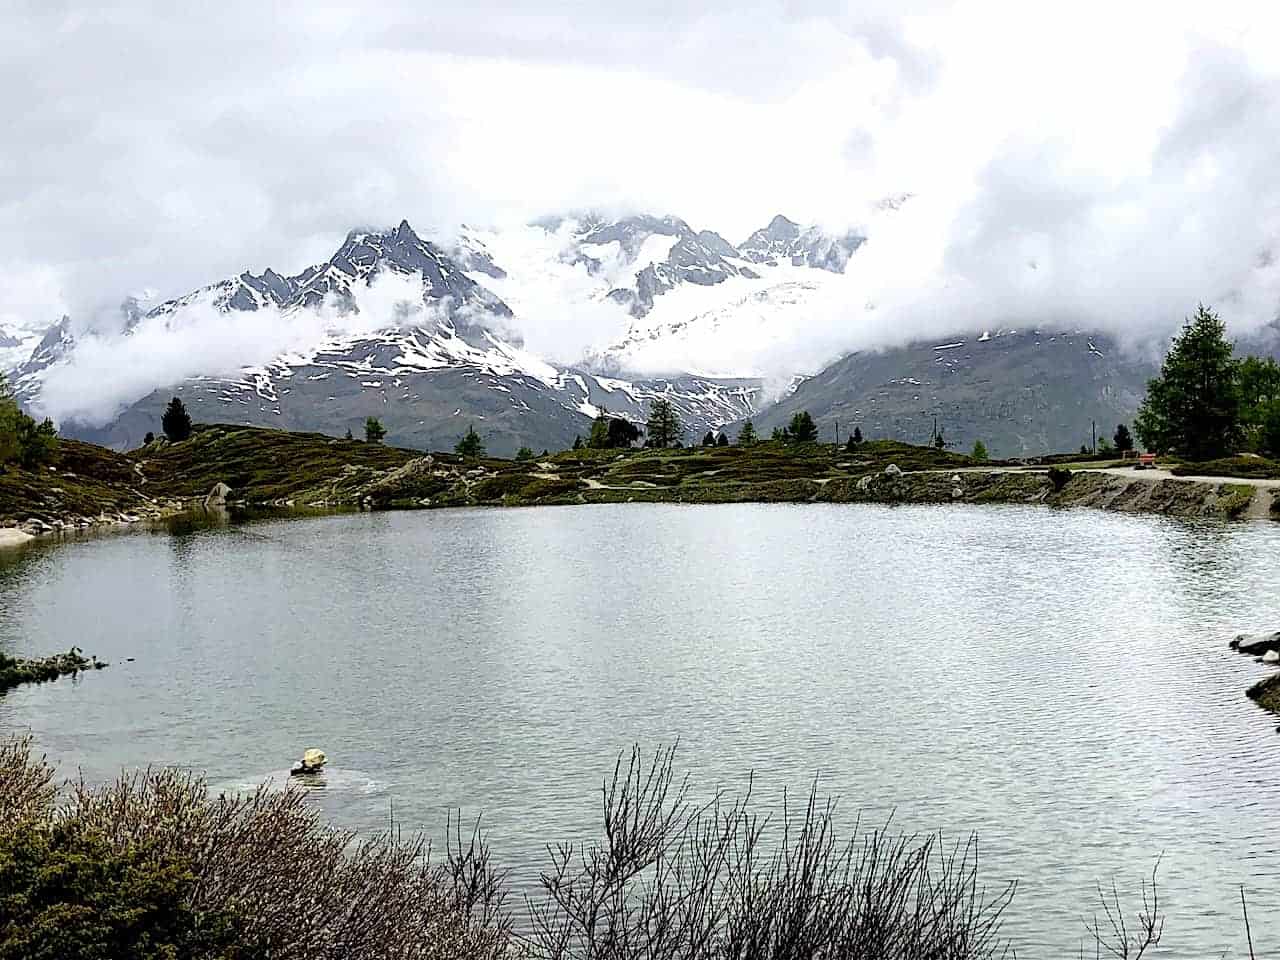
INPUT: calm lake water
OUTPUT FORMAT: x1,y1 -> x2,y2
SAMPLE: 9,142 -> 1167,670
1,503 -> 1278,957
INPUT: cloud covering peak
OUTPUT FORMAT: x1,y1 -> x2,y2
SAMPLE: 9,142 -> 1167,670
4,0 -> 1280,373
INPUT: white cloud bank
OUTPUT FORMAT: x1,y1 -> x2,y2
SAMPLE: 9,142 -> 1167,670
5,0 -> 1280,397
36,271 -> 432,425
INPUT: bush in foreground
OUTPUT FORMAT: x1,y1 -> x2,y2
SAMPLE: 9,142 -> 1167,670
0,737 -> 509,960
0,739 -> 1253,959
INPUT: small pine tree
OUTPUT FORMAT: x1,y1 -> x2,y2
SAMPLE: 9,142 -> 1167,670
702,431 -> 716,447
771,426 -> 788,442
364,417 -> 386,444
344,428 -> 353,441
853,426 -> 863,444
1113,423 -> 1133,452
971,439 -> 988,461
455,425 -> 485,459
588,414 -> 611,449
143,431 -> 155,445
515,446 -> 534,461
1080,444 -> 1090,455
572,435 -> 583,450
788,411 -> 818,443
737,420 -> 757,445
716,432 -> 729,447
844,435 -> 857,453
645,398 -> 682,448
933,430 -> 945,450
161,397 -> 192,442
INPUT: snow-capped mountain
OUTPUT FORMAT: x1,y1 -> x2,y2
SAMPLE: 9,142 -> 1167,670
0,321 -> 52,376
457,212 -> 866,378
738,214 -> 864,272
15,220 -> 763,454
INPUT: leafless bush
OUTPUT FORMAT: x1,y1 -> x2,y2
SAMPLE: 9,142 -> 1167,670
0,733 -> 55,828
524,743 -> 1015,960
1080,857 -> 1164,959
22,745 -> 512,960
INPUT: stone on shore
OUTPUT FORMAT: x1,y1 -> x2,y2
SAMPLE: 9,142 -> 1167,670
0,527 -> 35,549
1230,632 -> 1280,656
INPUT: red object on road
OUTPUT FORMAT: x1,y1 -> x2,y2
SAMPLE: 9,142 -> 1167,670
1137,453 -> 1157,469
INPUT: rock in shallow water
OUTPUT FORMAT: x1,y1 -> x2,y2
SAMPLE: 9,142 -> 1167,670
1231,632 -> 1280,656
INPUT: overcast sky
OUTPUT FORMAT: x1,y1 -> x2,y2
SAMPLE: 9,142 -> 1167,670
5,0 -> 1280,353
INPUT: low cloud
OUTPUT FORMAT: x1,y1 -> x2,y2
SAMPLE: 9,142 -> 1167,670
36,271 -> 432,426
7,1 -> 1280,402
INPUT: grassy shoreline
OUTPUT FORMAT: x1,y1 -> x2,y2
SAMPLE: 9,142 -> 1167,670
1,423 -> 1272,539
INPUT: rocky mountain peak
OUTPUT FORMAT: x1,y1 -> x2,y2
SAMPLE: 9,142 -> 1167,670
739,214 -> 863,274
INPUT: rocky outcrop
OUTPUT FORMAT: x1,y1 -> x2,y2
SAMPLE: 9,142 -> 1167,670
358,456 -> 455,506
1229,632 -> 1280,657
204,482 -> 232,507
0,647 -> 107,694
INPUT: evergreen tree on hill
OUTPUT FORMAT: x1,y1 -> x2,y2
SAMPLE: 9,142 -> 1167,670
161,397 -> 192,442
645,398 -> 682,448
364,417 -> 386,444
455,425 -> 485,459
588,413 -> 611,449
1135,304 -> 1241,460
715,432 -> 729,447
737,420 -> 757,445
702,431 -> 715,447
788,411 -> 818,443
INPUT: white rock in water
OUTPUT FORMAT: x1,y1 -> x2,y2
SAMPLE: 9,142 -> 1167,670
884,464 -> 902,477
1263,650 -> 1280,664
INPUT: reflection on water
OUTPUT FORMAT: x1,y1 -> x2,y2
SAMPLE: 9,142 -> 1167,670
1,503 -> 1278,958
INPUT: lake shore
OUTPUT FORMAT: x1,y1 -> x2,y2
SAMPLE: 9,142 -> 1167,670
2,424 -> 1273,543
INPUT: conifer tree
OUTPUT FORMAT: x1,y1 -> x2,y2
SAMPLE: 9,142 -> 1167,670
788,411 -> 818,443
1135,304 -> 1241,460
455,425 -> 485,459
161,397 -> 192,442
645,398 -> 682,448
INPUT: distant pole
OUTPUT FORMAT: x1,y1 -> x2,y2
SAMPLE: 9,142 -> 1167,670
834,421 -> 839,447
1091,420 -> 1096,453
